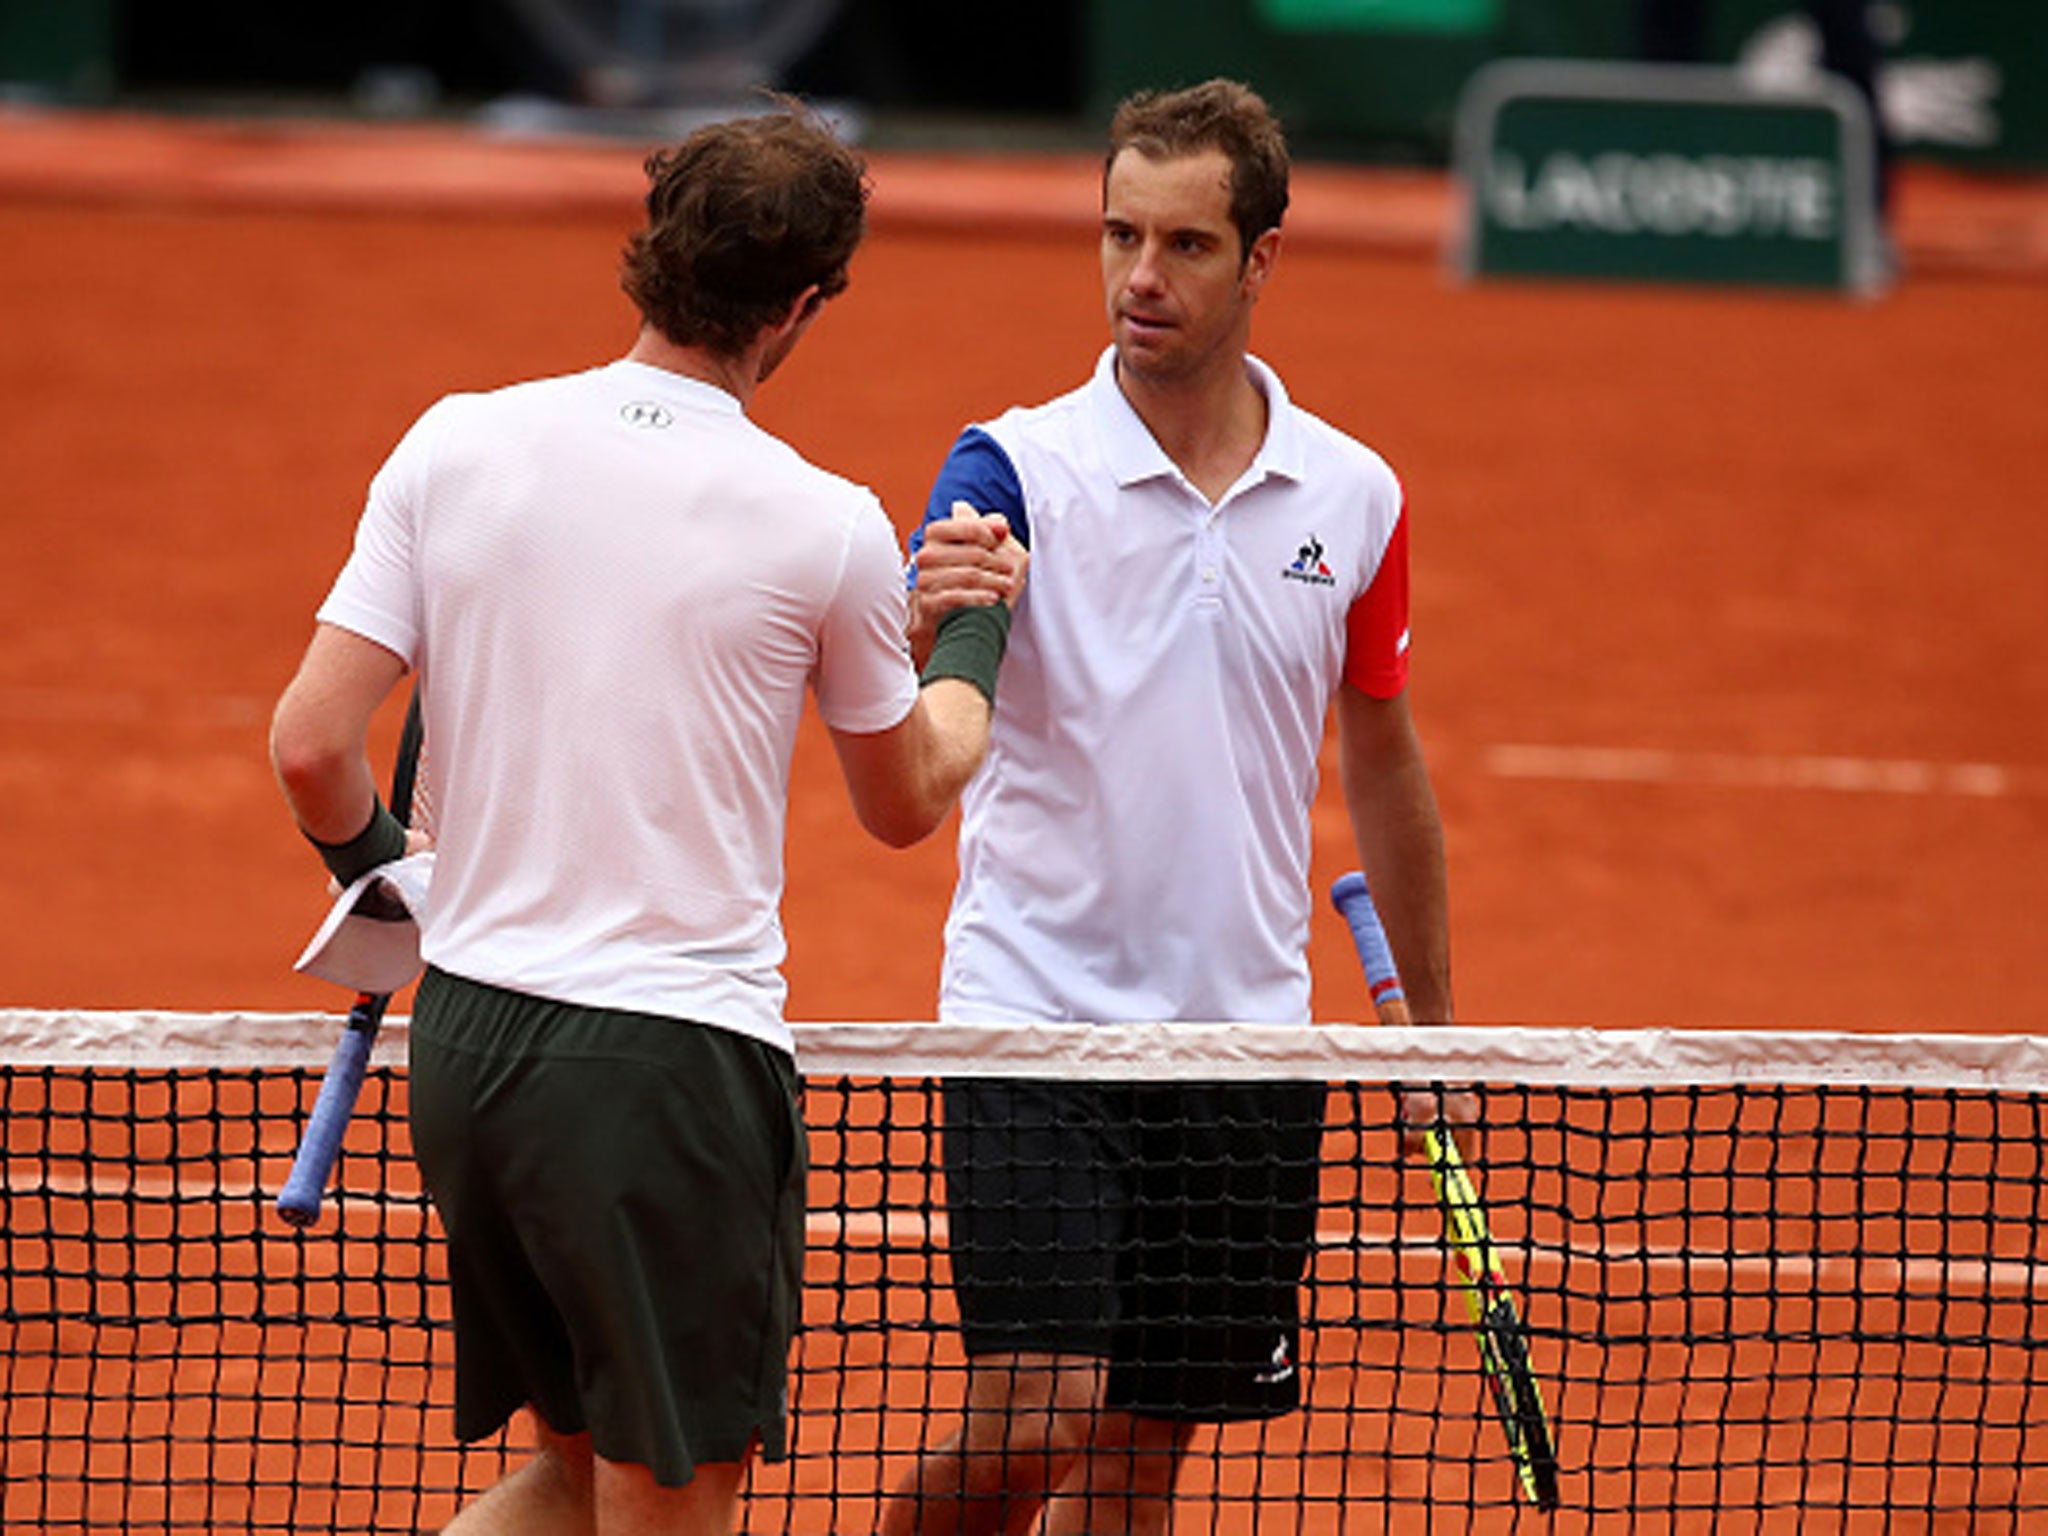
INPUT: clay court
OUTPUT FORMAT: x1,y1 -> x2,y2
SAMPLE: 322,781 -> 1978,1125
2,106 -> 2047,1533
1,108 -> 2043,1031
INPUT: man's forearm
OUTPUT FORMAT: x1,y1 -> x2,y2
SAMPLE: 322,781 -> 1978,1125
1354,790 -> 1452,1024
1338,694 -> 1453,1023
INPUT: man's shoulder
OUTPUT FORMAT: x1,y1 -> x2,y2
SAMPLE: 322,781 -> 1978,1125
413,366 -> 598,431
737,414 -> 871,497
740,431 -> 891,539
1277,395 -> 1402,500
975,373 -> 1098,462
385,369 -> 618,474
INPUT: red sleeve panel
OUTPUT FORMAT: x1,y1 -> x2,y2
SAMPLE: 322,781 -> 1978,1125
1343,505 -> 1410,699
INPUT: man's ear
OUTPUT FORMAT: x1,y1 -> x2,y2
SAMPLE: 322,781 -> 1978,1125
1242,227 -> 1281,299
782,284 -> 825,334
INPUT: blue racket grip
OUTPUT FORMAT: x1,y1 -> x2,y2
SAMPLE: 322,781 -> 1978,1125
275,997 -> 385,1226
1330,871 -> 1407,1013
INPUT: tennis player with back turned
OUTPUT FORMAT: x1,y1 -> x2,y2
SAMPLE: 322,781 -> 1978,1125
271,101 -> 1024,1536
885,78 -> 1454,1536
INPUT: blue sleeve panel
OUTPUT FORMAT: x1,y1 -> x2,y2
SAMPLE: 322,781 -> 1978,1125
907,427 -> 1032,578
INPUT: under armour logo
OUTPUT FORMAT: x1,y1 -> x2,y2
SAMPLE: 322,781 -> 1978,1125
620,401 -> 673,429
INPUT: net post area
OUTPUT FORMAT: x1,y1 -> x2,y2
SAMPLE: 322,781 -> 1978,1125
3,1009 -> 2046,1532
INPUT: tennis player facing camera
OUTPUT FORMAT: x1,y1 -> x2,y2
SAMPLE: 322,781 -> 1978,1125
885,80 -> 1453,1536
270,103 -> 1023,1536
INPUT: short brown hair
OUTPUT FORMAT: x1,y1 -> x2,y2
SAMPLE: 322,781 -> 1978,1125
1105,79 -> 1290,260
621,101 -> 868,356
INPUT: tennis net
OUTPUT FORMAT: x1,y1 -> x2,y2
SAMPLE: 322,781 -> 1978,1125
3,1010 -> 2046,1532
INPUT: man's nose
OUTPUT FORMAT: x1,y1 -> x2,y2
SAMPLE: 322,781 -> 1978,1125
1126,238 -> 1167,293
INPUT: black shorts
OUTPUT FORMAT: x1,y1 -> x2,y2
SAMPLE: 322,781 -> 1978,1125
939,1077 -> 1327,1422
408,967 -> 806,1486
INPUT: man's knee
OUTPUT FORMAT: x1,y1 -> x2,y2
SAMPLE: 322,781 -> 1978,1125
529,1418 -> 596,1503
1073,1414 -> 1196,1499
593,1451 -> 747,1536
960,1353 -> 1108,1471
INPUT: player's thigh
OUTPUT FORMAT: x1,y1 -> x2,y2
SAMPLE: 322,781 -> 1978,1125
1128,1080 -> 1325,1265
413,971 -> 806,1479
961,1350 -> 1110,1436
508,1014 -> 803,1463
940,1077 -> 1139,1356
1107,1082 -> 1326,1419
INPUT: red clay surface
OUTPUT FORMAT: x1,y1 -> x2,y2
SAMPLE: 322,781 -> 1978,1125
2,107 -> 2045,1031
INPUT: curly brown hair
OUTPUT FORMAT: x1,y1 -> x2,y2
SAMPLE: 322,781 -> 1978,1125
621,101 -> 869,356
1105,79 -> 1290,262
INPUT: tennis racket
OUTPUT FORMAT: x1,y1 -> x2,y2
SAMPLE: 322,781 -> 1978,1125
276,689 -> 425,1228
1330,870 -> 1561,1511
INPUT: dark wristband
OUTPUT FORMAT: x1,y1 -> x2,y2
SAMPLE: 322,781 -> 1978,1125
308,798 -> 409,888
919,601 -> 1011,703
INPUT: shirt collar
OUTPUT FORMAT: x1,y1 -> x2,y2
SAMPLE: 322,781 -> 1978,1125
609,357 -> 746,415
1085,346 -> 1306,491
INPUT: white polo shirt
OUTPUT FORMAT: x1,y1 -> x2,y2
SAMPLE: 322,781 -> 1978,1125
915,348 -> 1409,1027
318,358 -> 919,1053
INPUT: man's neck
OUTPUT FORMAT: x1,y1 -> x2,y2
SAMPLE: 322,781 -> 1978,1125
627,327 -> 759,407
1117,353 -> 1268,506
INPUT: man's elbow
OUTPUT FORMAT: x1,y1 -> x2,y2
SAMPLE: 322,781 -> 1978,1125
268,702 -> 352,803
853,788 -> 950,849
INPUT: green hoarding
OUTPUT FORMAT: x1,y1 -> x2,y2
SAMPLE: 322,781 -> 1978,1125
0,0 -> 115,101
1089,1 -> 2048,169
1256,0 -> 1500,35
1454,62 -> 1886,293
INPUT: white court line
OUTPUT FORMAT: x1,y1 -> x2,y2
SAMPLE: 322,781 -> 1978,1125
1486,743 -> 2022,799
0,685 -> 266,727
18,1172 -> 2043,1301
762,1212 -> 2048,1303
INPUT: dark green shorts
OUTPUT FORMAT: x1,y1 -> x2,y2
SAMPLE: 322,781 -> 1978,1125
408,967 -> 806,1486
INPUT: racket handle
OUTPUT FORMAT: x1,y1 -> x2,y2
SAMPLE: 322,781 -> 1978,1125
275,996 -> 386,1226
1330,871 -> 1412,1025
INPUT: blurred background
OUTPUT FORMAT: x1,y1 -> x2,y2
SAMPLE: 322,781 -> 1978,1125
2,1 -> 2042,1027
1,0 -> 2040,171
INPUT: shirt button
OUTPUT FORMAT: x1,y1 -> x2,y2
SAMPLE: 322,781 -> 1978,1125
1202,568 -> 1217,583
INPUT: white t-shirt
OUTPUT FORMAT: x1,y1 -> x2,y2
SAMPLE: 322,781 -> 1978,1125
913,349 -> 1409,1027
318,358 -> 919,1052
